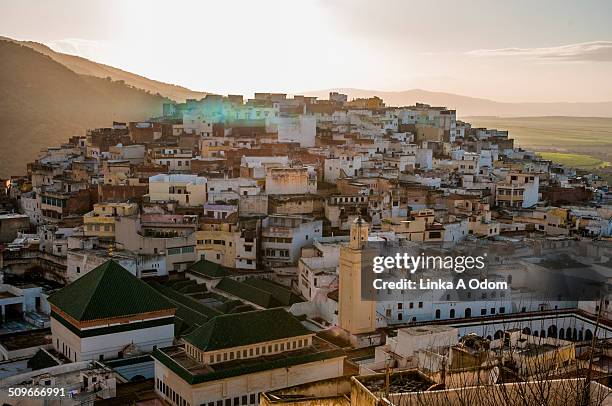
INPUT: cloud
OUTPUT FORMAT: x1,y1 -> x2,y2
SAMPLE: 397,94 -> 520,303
466,41 -> 612,62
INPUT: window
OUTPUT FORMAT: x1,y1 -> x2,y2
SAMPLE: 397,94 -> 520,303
418,302 -> 423,308
397,302 -> 403,310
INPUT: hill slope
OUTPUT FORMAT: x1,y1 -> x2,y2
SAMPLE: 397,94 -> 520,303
302,88 -> 612,118
0,40 -> 168,177
1,36 -> 207,102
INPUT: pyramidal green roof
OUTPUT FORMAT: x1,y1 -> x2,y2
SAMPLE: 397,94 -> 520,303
184,308 -> 310,352
187,259 -> 229,278
48,260 -> 175,322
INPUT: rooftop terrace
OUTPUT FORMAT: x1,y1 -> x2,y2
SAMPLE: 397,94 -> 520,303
153,336 -> 344,384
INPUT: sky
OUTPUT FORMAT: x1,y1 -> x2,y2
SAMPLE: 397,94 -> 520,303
1,0 -> 612,102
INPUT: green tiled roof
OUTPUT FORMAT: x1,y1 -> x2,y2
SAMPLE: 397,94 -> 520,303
48,260 -> 175,322
148,281 -> 221,336
27,349 -> 59,371
215,277 -> 280,308
184,308 -> 310,351
243,278 -> 303,306
187,259 -> 229,278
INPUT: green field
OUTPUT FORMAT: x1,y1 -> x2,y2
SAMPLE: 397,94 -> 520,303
464,116 -> 612,151
538,152 -> 610,170
465,116 -> 612,181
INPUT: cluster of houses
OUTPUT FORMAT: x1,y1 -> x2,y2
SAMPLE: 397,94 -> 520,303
0,92 -> 610,405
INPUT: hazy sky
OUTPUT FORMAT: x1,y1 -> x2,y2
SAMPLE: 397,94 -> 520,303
2,0 -> 612,102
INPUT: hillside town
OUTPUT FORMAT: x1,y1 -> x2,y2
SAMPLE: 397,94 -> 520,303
0,92 -> 611,405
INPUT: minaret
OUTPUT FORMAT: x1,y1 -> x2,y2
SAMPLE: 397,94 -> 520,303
338,216 -> 376,335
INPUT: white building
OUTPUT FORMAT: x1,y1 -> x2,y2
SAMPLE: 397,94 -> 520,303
48,260 -> 175,362
262,215 -> 322,266
206,177 -> 260,204
149,174 -> 207,207
153,308 -> 345,406
276,115 -> 316,147
324,154 -> 363,183
183,111 -> 213,137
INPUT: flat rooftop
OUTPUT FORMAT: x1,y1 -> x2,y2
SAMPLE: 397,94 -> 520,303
399,325 -> 456,336
517,343 -> 559,357
154,336 -> 344,384
358,370 -> 435,393
0,328 -> 51,351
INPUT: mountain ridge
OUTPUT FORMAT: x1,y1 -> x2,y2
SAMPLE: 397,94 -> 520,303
300,88 -> 612,118
0,39 -> 168,177
0,36 -> 208,102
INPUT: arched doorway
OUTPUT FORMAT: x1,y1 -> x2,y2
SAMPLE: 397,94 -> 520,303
435,309 -> 441,319
522,327 -> 531,335
548,325 -> 557,338
464,308 -> 471,318
559,328 -> 565,340
494,330 -> 503,339
585,329 -> 593,341
450,309 -> 456,319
